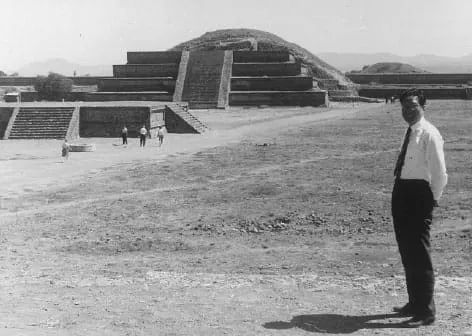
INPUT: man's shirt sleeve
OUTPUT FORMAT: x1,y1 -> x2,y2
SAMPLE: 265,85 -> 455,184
426,132 -> 448,200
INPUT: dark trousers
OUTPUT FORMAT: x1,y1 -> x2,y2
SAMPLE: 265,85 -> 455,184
122,134 -> 127,145
140,134 -> 146,147
392,179 -> 435,317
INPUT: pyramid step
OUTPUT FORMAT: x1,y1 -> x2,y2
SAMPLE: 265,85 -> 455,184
232,62 -> 301,77
113,64 -> 179,78
11,129 -> 69,132
11,126 -> 68,129
229,90 -> 327,107
11,131 -> 69,135
12,122 -> 70,125
97,78 -> 176,92
16,117 -> 72,120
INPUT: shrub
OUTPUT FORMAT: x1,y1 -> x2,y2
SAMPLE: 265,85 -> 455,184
34,72 -> 73,101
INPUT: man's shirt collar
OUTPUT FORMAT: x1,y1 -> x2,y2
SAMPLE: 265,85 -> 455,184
410,116 -> 425,131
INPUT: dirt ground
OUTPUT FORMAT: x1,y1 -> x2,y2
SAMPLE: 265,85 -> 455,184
0,102 -> 471,336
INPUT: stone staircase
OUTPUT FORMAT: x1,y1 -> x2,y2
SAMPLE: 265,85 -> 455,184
181,51 -> 226,109
8,106 -> 74,139
165,104 -> 208,134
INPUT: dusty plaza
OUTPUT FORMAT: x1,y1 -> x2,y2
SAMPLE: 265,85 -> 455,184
0,100 -> 471,335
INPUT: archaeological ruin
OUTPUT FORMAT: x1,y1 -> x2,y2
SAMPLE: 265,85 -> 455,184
0,50 -> 328,140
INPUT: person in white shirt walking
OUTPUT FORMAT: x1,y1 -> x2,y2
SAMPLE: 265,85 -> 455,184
121,125 -> 128,145
391,88 -> 447,327
139,125 -> 148,147
156,125 -> 166,147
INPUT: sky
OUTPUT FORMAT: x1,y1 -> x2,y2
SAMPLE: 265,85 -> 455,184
1,0 -> 471,71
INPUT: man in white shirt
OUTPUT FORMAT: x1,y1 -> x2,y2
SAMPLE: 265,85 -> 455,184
391,88 -> 447,327
139,125 -> 147,147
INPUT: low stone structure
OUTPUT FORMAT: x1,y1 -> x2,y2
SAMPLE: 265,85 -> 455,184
0,102 -> 206,140
358,86 -> 471,100
347,73 -> 472,100
347,73 -> 472,85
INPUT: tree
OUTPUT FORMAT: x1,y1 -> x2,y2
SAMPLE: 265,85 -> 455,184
10,72 -> 19,76
34,72 -> 73,101
0,70 -> 7,76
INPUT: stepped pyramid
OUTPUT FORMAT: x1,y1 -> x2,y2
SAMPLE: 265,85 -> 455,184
85,49 -> 327,108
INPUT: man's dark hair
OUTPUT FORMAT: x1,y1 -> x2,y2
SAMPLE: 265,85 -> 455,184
399,88 -> 426,107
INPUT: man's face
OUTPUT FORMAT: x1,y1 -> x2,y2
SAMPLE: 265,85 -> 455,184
401,95 -> 424,125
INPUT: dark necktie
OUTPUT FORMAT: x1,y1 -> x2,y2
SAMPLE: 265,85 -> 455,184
394,127 -> 412,179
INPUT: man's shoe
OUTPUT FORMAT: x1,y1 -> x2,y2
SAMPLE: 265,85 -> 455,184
393,303 -> 414,316
404,315 -> 435,327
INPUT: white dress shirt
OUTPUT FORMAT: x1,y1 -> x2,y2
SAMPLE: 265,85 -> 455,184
399,117 -> 448,200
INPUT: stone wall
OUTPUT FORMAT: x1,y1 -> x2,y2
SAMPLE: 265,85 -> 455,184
97,78 -> 176,92
72,77 -> 111,85
164,106 -> 198,134
358,87 -> 469,100
113,64 -> 179,78
0,76 -> 108,86
328,90 -> 358,97
0,77 -> 37,86
17,91 -> 87,102
232,62 -> 301,76
127,51 -> 182,64
20,91 -> 39,102
317,79 -> 341,90
79,106 -> 151,137
0,107 -> 14,138
347,73 -> 472,85
231,76 -> 313,91
85,92 -> 171,102
233,51 -> 290,63
229,91 -> 327,107
150,108 -> 165,132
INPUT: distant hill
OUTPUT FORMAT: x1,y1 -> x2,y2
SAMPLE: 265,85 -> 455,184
318,52 -> 472,73
352,62 -> 429,74
169,28 -> 354,89
16,58 -> 112,76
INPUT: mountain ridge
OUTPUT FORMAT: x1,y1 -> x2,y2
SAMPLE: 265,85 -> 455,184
13,58 -> 113,77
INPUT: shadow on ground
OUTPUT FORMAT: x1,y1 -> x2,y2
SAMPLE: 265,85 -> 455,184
263,313 -> 412,333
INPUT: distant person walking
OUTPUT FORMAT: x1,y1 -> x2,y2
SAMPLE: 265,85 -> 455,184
121,125 -> 128,145
391,88 -> 447,327
139,125 -> 148,147
156,125 -> 166,147
61,138 -> 70,162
